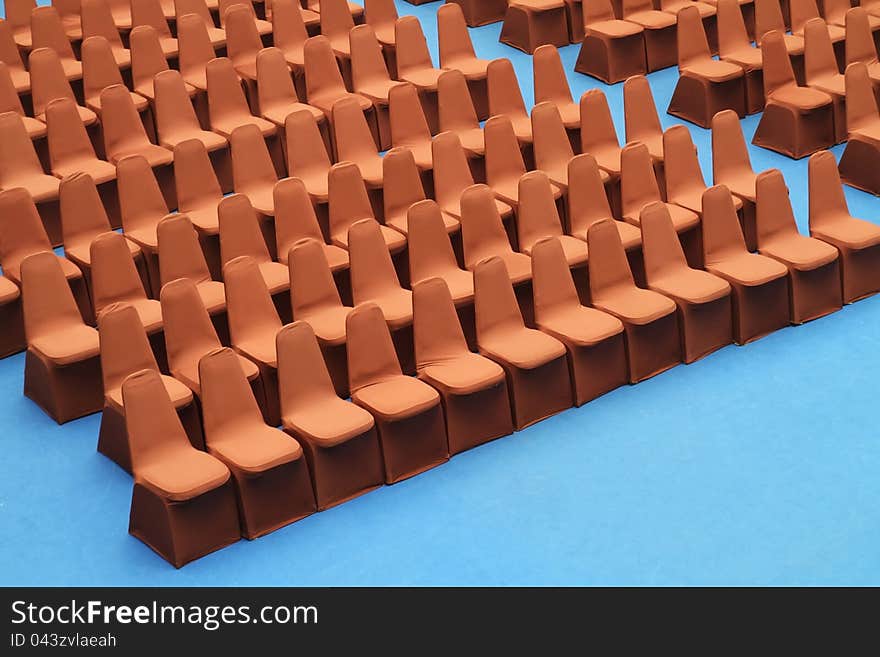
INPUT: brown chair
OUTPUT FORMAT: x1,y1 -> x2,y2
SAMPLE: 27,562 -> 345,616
29,48 -> 97,125
383,147 -> 458,236
123,368 -> 240,568
473,256 -> 570,429
460,184 -> 533,285
272,0 -> 310,82
701,184 -> 790,343
173,138 -> 224,276
755,169 -> 842,322
223,254 -> 283,425
808,149 -> 880,303
575,0 -> 646,83
717,0 -> 764,114
803,18 -> 846,143
206,57 -> 277,139
81,0 -> 132,69
217,0 -> 271,35
82,36 -> 149,115
229,123 -> 280,221
437,69 -> 483,157
275,176 -> 348,272
130,0 -> 178,58
531,101 -> 581,191
487,58 -> 532,145
31,6 -> 83,82
199,347 -> 316,539
408,199 -> 474,306
669,5 -> 746,127
0,275 -> 25,358
389,82 -> 434,173
711,109 -> 760,249
754,0 -> 804,82
346,302 -> 448,483
350,23 -> 399,152
97,303 -> 200,473
277,321 -> 383,510
531,236 -> 628,405
587,219 -> 680,382
287,237 -> 352,396
413,276 -> 513,453
5,0 -> 36,51
567,153 -> 642,251
437,2 -> 490,119
284,109 -> 332,211
328,161 -> 406,252
225,4 -> 264,83
839,62 -> 880,195
332,95 -> 383,187
621,0 -> 678,72
500,0 -> 569,54
177,13 -> 219,92
256,46 -> 324,129
118,155 -> 168,295
844,8 -> 880,88
130,26 -> 189,101
445,0 -> 508,27
623,75 -> 665,167
0,18 -> 30,93
640,202 -> 732,363
533,44 -> 578,130
579,89 -> 624,205
21,251 -> 103,423
0,187 -> 89,321
319,0 -> 356,87
395,15 -> 443,131
517,170 -> 588,270
364,0 -> 398,60
175,0 -> 226,49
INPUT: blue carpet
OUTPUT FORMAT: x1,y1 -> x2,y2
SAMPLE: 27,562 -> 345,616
1,1 -> 879,585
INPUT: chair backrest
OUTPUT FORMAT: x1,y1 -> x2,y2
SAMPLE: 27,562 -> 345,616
0,187 -> 54,282
174,138 -> 223,212
101,84 -> 152,161
438,69 -> 479,134
348,218 -> 405,304
82,35 -> 125,104
789,0 -> 822,35
677,5 -> 712,69
230,122 -> 278,194
711,109 -> 754,186
131,0 -> 173,37
177,12 -> 217,83
532,101 -> 573,174
0,111 -> 45,188
640,201 -> 690,282
154,69 -> 206,142
460,183 -> 515,269
218,193 -> 272,268
364,0 -> 398,33
845,8 -> 878,67
620,141 -> 662,219
333,95 -> 380,163
157,214 -> 212,286
0,20 -> 26,72
29,47 -> 77,118
623,76 -> 662,148
584,0 -> 616,25
31,6 -> 77,60
59,171 -> 112,249
807,150 -> 851,229
407,199 -> 463,286
4,0 -> 36,37
345,301 -> 402,392
437,1 -> 477,67
587,220 -> 636,298
755,168 -> 799,244
130,25 -> 171,94
487,58 -> 528,123
319,0 -> 355,42
81,0 -> 125,48
567,153 -> 615,237
174,0 -> 214,27
277,320 -> 343,413
701,184 -> 749,262
207,56 -> 253,128
623,0 -> 655,16
99,303 -> 159,395
395,15 -> 434,78
663,125 -> 707,206
328,161 -> 374,242
288,237 -> 347,321
350,24 -> 392,91
46,97 -> 100,174
413,277 -> 469,368
845,61 -> 879,133
390,82 -> 431,150
516,170 -> 564,253
21,251 -> 84,342
485,114 -> 526,189
534,45 -> 573,108
717,0 -> 753,58
754,0 -> 787,41
762,30 -> 798,96
274,177 -> 325,265
579,88 -> 621,155
804,18 -> 839,85
217,0 -> 259,26
432,131 -> 475,214
284,109 -> 331,182
160,276 -> 222,380
226,4 -> 263,74
118,154 -> 170,237
199,347 -> 267,443
383,147 -> 426,227
822,0 -> 851,26
531,236 -> 581,322
474,256 -> 525,341
272,0 -> 308,54
304,35 -> 348,102
91,231 -> 149,316
223,254 -> 282,348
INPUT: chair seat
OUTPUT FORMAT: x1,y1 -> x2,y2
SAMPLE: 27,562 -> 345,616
107,373 -> 192,411
65,235 -> 141,268
236,335 -> 278,368
808,74 -> 845,98
717,171 -> 756,201
352,375 -> 440,421
212,115 -> 277,139
760,234 -> 840,271
238,185 -> 276,216
350,155 -> 384,187
283,397 -> 375,447
0,276 -> 20,304
650,269 -> 732,304
769,85 -> 832,111
706,251 -> 790,286
37,103 -> 97,126
420,352 -> 506,395
398,139 -> 433,171
399,68 -> 444,91
296,169 -> 330,202
512,0 -> 565,9
196,280 -> 227,315
624,10 -> 676,29
138,450 -> 230,502
159,128 -> 228,152
174,352 -> 259,395
310,91 -> 371,114
812,216 -> 880,251
387,208 -> 460,236
30,324 -> 100,365
443,56 -> 491,80
262,101 -> 325,126
299,305 -> 351,345
7,173 -> 60,204
682,59 -> 744,82
480,327 -> 567,370
184,204 -> 221,235
52,157 -> 117,185
721,46 -> 762,71
86,90 -> 149,115
211,425 -> 302,475
625,202 -> 700,233
355,79 -> 401,104
108,142 -> 173,167
454,127 -> 485,155
414,268 -> 474,304
593,285 -> 677,325
105,298 -> 163,334
573,220 -> 642,251
590,144 -> 623,176
365,288 -> 413,330
588,20 -> 644,39
257,261 -> 290,295
20,115 -> 47,139
671,188 -> 743,214
522,235 -> 588,267
333,223 -> 406,253
539,304 -> 625,347
443,195 -> 512,221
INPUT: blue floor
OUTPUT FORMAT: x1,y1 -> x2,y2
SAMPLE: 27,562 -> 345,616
2,1 -> 880,585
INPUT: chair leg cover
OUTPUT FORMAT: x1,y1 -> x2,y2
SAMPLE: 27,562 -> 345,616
575,35 -> 647,84
564,333 -> 629,407
564,0 -> 585,43
787,261 -> 843,324
753,102 -> 834,159
287,427 -> 385,511
500,354 -> 572,430
667,74 -> 746,128
643,27 -> 678,73
676,296 -> 733,364
0,296 -> 25,358
822,241 -> 880,304
227,458 -> 316,540
98,401 -> 205,473
24,349 -> 103,423
727,277 -> 790,344
838,138 -> 880,196
621,313 -> 681,383
373,404 -> 449,484
437,380 -> 514,455
500,6 -> 570,54
743,69 -> 765,115
128,481 -> 241,568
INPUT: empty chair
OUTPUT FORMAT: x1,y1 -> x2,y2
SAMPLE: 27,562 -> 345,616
199,347 -> 316,539
0,18 -> 30,93
284,109 -> 332,208
486,114 -> 561,209
21,252 -> 102,423
217,0 -> 271,35
5,0 -> 36,50
531,101 -> 581,191
669,5 -> 746,127
460,184 -> 533,285
803,18 -> 846,143
621,0 -> 678,72
587,220 -> 680,382
130,0 -> 178,57
272,0 -> 310,79
567,153 -> 642,251
319,0 -> 356,88
437,69 -> 483,157
845,8 -> 880,87
383,147 -> 457,236
808,150 -> 880,303
437,2 -> 491,119
574,0 -> 646,84
350,23 -> 400,152
500,0 -> 569,54
623,75 -> 665,166
408,199 -> 474,306
517,171 -> 588,270
389,82 -> 433,172
328,161 -> 406,252
0,275 -> 24,358
45,97 -> 115,184
177,13 -> 219,92
304,35 -> 374,134
229,123 -> 280,220
118,155 -> 168,294
123,368 -> 240,568
433,130 -> 514,222
31,6 -> 83,81
533,44 -> 578,130
701,184 -> 790,342
531,237 -> 628,405
717,0 -> 764,114
206,57 -> 276,139
346,301 -> 448,483
395,16 -> 443,129
130,26 -> 186,101
175,0 -> 226,49
640,202 -> 732,363
256,46 -> 325,128
445,0 -> 508,27
487,58 -> 532,145
839,62 -> 880,195
711,109 -> 760,249
225,4 -> 264,82
473,256 -> 571,429
275,177 -> 348,271
81,0 -> 132,69
413,276 -> 513,453
29,48 -> 97,125
277,321 -> 384,510
331,96 -> 384,187
97,303 -> 199,473
223,254 -> 283,426
287,238 -> 352,396
755,169 -> 842,322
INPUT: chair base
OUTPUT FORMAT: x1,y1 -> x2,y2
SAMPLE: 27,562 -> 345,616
667,73 -> 746,129
674,295 -> 733,364
500,6 -> 570,54
451,0 -> 509,26
495,354 -> 573,430
785,261 -> 843,324
559,332 -> 629,406
371,404 -> 449,484
129,480 -> 241,568
24,348 -> 103,424
575,34 -> 647,84
753,101 -> 834,159
723,276 -> 790,345
839,137 -> 880,196
620,312 -> 681,383
0,295 -> 25,358
643,25 -> 677,72
818,239 -> 880,304
430,378 -> 514,455
564,0 -> 584,43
